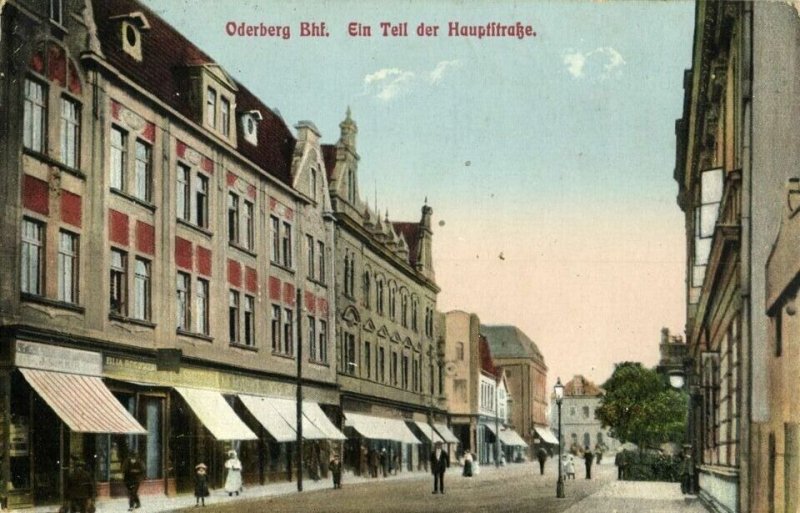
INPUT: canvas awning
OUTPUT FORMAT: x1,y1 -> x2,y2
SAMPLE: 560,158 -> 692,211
238,394 -> 296,442
499,428 -> 529,447
269,398 -> 328,439
344,412 -> 421,444
20,368 -> 146,434
535,426 -> 560,445
433,423 -> 460,444
302,402 -> 346,440
174,387 -> 257,441
411,421 -> 445,444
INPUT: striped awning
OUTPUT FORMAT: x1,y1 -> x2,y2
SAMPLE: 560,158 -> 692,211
20,368 -> 146,434
433,423 -> 460,444
175,387 -> 257,441
411,421 -> 445,444
499,428 -> 529,447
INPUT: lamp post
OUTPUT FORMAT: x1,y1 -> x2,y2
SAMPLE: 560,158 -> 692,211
554,377 -> 565,499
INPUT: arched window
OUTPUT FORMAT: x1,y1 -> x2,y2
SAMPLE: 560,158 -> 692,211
363,271 -> 371,308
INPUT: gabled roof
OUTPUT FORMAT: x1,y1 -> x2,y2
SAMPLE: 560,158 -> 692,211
480,325 -> 544,364
392,222 -> 420,267
92,0 -> 295,184
322,144 -> 338,182
564,375 -> 603,397
478,335 -> 497,378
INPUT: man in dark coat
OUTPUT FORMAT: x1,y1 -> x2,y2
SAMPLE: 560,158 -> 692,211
583,447 -> 594,479
122,453 -> 145,511
615,450 -> 627,480
430,442 -> 449,494
536,447 -> 548,475
66,460 -> 95,513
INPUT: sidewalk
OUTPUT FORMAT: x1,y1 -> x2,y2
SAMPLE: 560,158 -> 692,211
563,480 -> 709,513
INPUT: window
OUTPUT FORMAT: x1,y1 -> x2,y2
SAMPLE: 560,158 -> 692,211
244,296 -> 255,346
401,294 -> 408,328
220,97 -> 230,136
429,365 -> 434,395
306,235 -> 315,279
347,168 -> 356,203
775,308 -> 783,357
133,140 -> 152,202
206,87 -> 217,129
308,316 -> 317,361
60,97 -> 80,168
377,278 -> 384,315
110,126 -> 127,190
316,241 -> 324,282
177,163 -> 190,221
270,216 -> 280,263
195,174 -> 209,228
228,193 -> 239,244
109,249 -> 127,315
283,308 -> 294,355
343,333 -> 356,375
21,219 -> 44,295
411,299 -> 418,331
271,304 -> 281,352
389,287 -> 396,319
282,221 -> 293,267
243,201 -> 254,250
412,358 -> 419,391
177,272 -> 190,330
391,351 -> 398,386
343,252 -> 352,296
582,406 -> 590,419
57,231 -> 78,303
23,79 -> 46,153
318,320 -> 328,363
456,342 -> 465,361
363,272 -> 371,308
310,168 -> 317,201
364,341 -> 371,379
378,346 -> 385,382
229,290 -> 240,343
50,0 -> 63,25
195,278 -> 209,335
402,355 -> 409,389
133,258 -> 151,321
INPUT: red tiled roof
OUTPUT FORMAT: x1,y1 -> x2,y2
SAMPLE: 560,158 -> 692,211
479,335 -> 497,378
92,0 -> 295,184
564,375 -> 603,397
392,222 -> 420,267
322,144 -> 338,183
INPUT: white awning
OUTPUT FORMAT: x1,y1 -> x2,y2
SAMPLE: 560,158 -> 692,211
484,423 -> 498,435
269,398 -> 328,440
239,394 -> 296,442
20,368 -> 146,434
499,428 -> 529,447
303,402 -> 346,440
535,426 -> 560,445
433,423 -> 460,444
411,421 -> 445,444
174,387 -> 257,441
344,412 -> 421,444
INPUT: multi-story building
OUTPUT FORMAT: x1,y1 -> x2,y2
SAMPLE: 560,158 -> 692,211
675,3 -> 800,511
550,375 -> 618,457
481,325 -> 549,457
0,0 -> 343,507
322,111 -> 452,474
656,327 -> 688,388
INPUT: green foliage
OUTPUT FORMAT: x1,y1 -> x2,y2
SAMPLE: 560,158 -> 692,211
596,362 -> 687,449
619,450 -> 681,482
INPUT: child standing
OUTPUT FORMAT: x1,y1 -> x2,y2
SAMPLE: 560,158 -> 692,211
194,463 -> 209,507
565,456 -> 576,480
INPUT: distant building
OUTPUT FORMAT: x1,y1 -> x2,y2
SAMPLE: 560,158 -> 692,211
481,325 -> 549,456
656,327 -> 688,388
550,375 -> 619,456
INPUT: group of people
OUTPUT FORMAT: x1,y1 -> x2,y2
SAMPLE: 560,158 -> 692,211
194,449 -> 243,506
558,446 -> 596,479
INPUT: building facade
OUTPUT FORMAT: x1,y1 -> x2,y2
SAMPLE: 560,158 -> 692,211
0,0 -> 343,507
675,3 -> 800,512
480,325 -> 548,457
323,111 -> 448,474
550,375 -> 618,457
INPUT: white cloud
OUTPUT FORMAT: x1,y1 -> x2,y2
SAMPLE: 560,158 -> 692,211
364,68 -> 416,101
563,47 -> 626,79
429,59 -> 463,84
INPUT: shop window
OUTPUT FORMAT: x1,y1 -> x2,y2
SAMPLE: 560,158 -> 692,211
21,218 -> 44,295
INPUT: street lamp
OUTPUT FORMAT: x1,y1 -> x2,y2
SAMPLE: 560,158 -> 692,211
554,377 -> 565,499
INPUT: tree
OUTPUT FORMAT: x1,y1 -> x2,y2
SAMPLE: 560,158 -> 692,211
595,362 -> 687,449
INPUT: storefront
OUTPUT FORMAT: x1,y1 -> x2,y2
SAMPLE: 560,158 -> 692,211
342,412 -> 421,475
498,428 -> 528,463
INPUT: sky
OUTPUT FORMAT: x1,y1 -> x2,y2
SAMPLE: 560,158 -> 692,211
142,0 -> 696,392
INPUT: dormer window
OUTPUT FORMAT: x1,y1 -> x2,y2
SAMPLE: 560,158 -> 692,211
110,12 -> 150,62
50,0 -> 63,26
240,110 -> 262,146
221,97 -> 230,136
206,87 -> 217,128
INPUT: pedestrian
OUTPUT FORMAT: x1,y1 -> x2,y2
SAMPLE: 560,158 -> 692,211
122,453 -> 144,511
380,448 -> 388,477
369,447 -> 379,478
194,463 -> 209,507
66,458 -> 95,513
583,446 -> 594,479
536,447 -> 548,475
595,443 -> 604,464
223,449 -> 243,496
615,450 -> 627,480
565,455 -> 575,479
462,451 -> 473,477
329,454 -> 342,489
680,450 -> 694,494
430,441 -> 449,494
359,444 -> 368,477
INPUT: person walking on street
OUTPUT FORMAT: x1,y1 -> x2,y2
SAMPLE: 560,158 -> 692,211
615,450 -> 627,480
66,459 -> 95,513
565,455 -> 575,479
224,450 -> 243,496
594,443 -> 605,464
462,451 -> 473,477
194,463 -> 209,507
329,454 -> 342,489
122,453 -> 144,511
583,446 -> 594,479
536,447 -> 548,475
680,450 -> 695,494
380,448 -> 388,477
430,441 -> 449,494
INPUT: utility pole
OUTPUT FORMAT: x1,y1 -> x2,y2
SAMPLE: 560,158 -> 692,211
296,288 -> 303,492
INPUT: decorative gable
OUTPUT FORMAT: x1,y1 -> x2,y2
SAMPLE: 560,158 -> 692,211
363,319 -> 376,333
240,110 -> 262,146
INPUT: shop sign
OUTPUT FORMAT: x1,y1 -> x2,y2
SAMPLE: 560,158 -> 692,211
15,341 -> 101,375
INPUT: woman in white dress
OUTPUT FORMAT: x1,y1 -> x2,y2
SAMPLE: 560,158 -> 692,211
224,450 -> 243,496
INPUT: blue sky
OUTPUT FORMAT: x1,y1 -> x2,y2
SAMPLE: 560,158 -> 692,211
143,0 -> 696,389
